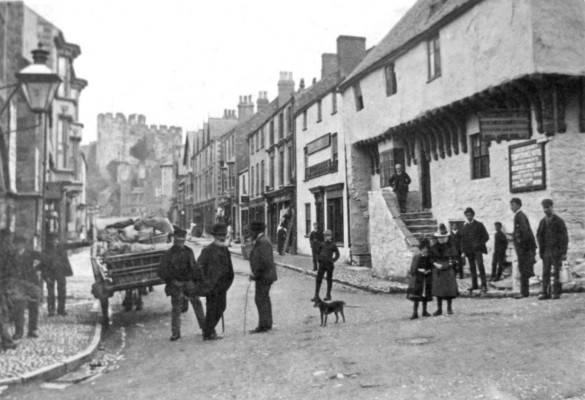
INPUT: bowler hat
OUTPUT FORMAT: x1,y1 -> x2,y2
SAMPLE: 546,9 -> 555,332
541,198 -> 553,207
323,229 -> 333,236
211,223 -> 227,236
173,227 -> 187,238
463,207 -> 475,216
434,223 -> 450,238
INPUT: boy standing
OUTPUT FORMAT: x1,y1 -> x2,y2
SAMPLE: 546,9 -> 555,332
491,222 -> 508,282
311,230 -> 340,301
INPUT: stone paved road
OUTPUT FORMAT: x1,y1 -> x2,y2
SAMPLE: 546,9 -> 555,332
3,243 -> 585,400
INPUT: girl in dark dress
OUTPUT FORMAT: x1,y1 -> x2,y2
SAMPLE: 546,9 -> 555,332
407,238 -> 433,320
431,224 -> 459,316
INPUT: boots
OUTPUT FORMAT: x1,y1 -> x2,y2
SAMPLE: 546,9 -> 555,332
433,299 -> 443,316
422,301 -> 430,317
410,301 -> 419,320
447,299 -> 453,315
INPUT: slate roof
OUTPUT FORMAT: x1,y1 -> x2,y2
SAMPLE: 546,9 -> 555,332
340,0 -> 484,90
240,98 -> 280,139
294,72 -> 341,116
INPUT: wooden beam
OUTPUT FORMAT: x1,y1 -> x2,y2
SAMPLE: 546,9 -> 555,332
535,77 -> 555,136
555,79 -> 567,134
436,116 -> 453,157
514,80 -> 542,135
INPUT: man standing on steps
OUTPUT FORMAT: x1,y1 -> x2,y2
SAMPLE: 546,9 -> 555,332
460,207 -> 489,294
536,199 -> 568,300
388,164 -> 411,213
510,197 -> 537,299
309,223 -> 324,271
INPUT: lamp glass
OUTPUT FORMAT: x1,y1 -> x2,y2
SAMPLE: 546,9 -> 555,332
17,64 -> 62,113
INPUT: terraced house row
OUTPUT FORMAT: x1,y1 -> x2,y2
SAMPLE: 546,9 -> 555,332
173,0 -> 585,278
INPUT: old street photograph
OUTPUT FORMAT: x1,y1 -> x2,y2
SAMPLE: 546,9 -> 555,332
1,0 -> 585,399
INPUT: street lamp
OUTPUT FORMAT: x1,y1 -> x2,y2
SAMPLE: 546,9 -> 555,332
16,45 -> 61,250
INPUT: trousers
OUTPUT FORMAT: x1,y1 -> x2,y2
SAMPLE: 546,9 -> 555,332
466,251 -> 487,289
255,282 -> 273,330
169,281 -> 205,336
12,299 -> 39,336
203,290 -> 227,338
46,276 -> 67,314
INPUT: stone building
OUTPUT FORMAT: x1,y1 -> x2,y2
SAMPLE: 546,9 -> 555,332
244,72 -> 296,250
89,112 -> 182,217
338,0 -> 585,277
190,110 -> 238,235
294,36 -> 366,261
0,2 -> 87,245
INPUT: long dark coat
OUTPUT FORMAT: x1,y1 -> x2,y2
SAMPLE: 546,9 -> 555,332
197,243 -> 235,295
461,220 -> 489,255
406,253 -> 433,302
249,234 -> 278,284
513,210 -> 537,275
536,213 -> 568,261
430,240 -> 459,299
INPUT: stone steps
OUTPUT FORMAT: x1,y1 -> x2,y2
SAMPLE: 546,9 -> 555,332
401,211 -> 437,242
401,211 -> 433,220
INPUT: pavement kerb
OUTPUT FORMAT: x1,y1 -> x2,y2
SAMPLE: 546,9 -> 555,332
0,300 -> 103,386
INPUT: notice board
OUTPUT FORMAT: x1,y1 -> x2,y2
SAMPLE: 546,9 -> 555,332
479,110 -> 531,142
509,140 -> 546,193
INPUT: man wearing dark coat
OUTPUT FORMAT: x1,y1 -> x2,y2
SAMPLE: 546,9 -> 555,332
510,198 -> 537,299
158,228 -> 206,341
388,164 -> 411,213
491,222 -> 508,282
450,222 -> 464,279
248,221 -> 278,334
197,223 -> 235,341
277,224 -> 287,255
536,199 -> 568,300
11,235 -> 42,340
309,223 -> 324,271
40,235 -> 74,316
460,207 -> 489,294
0,230 -> 16,350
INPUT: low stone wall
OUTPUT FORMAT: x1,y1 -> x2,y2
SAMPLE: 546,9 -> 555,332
368,190 -> 417,279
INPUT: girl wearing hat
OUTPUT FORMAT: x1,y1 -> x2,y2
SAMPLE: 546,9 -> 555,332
406,238 -> 433,319
430,223 -> 459,316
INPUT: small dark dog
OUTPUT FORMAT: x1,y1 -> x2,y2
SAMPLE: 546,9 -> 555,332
313,298 -> 346,327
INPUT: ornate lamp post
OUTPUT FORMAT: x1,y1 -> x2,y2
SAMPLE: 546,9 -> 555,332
15,45 -> 62,250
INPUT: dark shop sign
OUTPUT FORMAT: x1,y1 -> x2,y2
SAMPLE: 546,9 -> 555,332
509,140 -> 546,193
479,110 -> 531,142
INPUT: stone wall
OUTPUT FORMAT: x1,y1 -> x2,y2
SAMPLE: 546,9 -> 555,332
368,190 -> 416,279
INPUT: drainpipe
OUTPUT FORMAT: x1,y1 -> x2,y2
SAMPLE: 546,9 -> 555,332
343,141 -> 352,265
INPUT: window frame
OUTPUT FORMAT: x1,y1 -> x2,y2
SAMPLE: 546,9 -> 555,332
317,100 -> 322,123
470,134 -> 490,180
305,203 -> 311,235
384,63 -> 397,96
354,84 -> 364,111
427,34 -> 442,81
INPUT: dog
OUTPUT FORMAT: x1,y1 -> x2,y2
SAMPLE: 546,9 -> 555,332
313,297 -> 346,327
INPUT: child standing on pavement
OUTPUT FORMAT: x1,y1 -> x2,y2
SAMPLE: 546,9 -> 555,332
491,222 -> 508,282
311,230 -> 340,301
406,238 -> 433,320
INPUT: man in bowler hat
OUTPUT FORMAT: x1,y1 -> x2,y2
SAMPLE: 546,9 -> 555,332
248,221 -> 278,333
159,227 -> 206,341
510,197 -> 537,298
536,199 -> 568,300
460,207 -> 489,294
197,223 -> 234,340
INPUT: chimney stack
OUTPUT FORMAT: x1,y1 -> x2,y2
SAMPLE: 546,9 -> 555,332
238,95 -> 254,121
337,35 -> 366,77
321,53 -> 338,78
256,91 -> 269,112
277,71 -> 295,106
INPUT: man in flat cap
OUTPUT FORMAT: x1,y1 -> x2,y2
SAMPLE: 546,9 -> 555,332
510,197 -> 537,299
197,223 -> 234,341
159,227 -> 206,341
460,207 -> 489,294
536,199 -> 568,300
248,221 -> 278,333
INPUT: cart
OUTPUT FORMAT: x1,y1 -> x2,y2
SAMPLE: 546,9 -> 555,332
91,248 -> 166,326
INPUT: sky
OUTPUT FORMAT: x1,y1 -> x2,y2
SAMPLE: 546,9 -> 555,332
23,0 -> 417,144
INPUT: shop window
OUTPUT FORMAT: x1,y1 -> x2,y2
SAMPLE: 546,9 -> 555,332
327,197 -> 344,243
471,134 -> 490,179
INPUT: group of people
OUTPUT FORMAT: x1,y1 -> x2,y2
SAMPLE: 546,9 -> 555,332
0,230 -> 75,351
158,221 -> 278,341
406,197 -> 569,319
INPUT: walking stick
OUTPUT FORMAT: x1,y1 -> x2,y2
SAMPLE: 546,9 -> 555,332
243,280 -> 252,335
